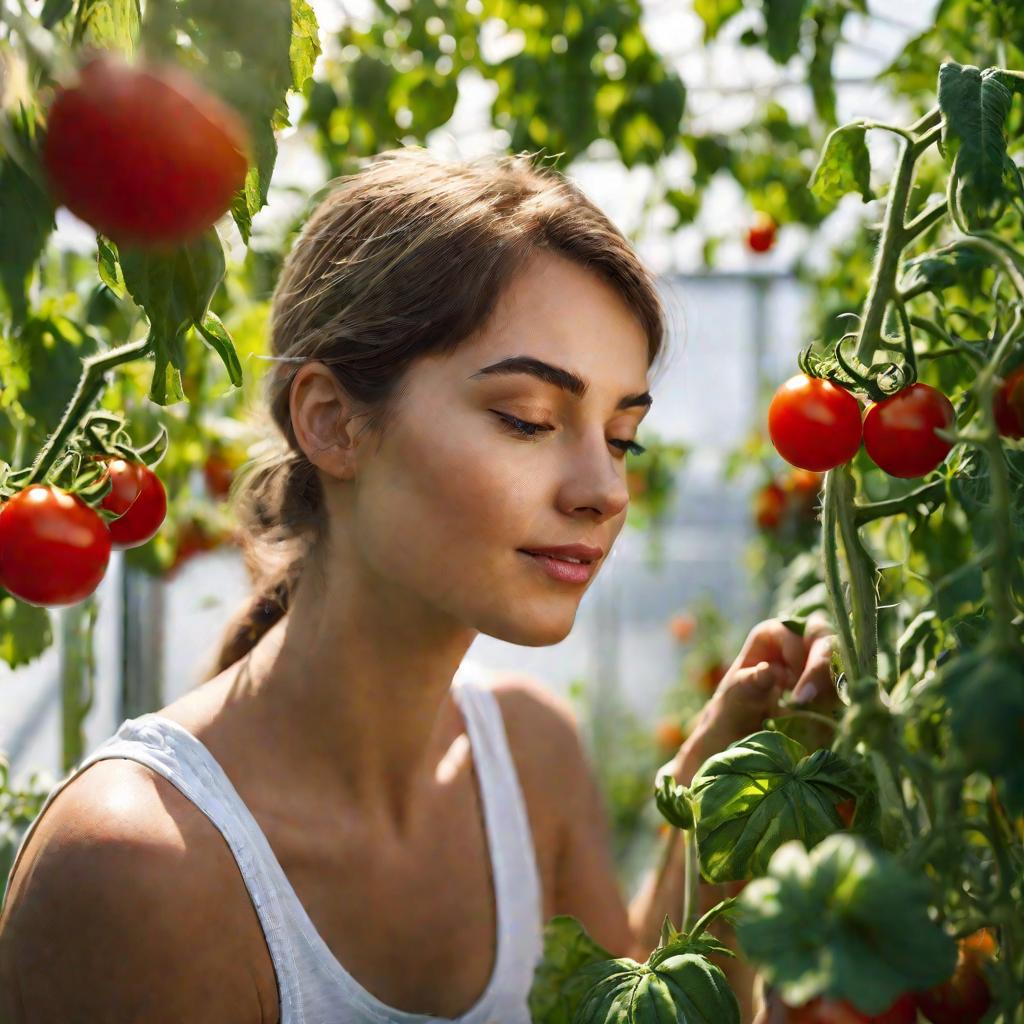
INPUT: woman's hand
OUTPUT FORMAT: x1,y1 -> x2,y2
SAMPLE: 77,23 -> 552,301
689,610 -> 840,759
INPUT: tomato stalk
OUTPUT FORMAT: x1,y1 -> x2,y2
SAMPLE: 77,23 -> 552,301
855,108 -> 944,365
681,825 -> 699,935
24,337 -> 151,487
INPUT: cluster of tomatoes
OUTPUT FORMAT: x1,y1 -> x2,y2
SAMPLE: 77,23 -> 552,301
778,926 -> 997,1022
754,467 -> 823,532
41,51 -> 249,247
0,459 -> 167,607
769,367 -> 1023,478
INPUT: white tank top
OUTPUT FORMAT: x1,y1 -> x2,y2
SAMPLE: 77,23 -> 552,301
4,661 -> 545,1023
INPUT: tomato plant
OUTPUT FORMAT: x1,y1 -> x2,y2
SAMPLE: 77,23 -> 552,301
203,452 -> 235,501
862,383 -> 956,478
0,485 -> 111,607
97,458 -> 168,549
42,53 -> 250,248
747,211 -> 777,253
768,374 -> 863,472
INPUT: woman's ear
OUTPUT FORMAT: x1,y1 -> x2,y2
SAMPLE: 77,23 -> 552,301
288,362 -> 366,481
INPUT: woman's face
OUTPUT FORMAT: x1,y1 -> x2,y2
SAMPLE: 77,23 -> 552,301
322,249 -> 653,647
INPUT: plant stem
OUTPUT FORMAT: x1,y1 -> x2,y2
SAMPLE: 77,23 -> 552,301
853,479 -> 946,524
682,827 -> 699,934
25,338 -> 151,486
822,468 -> 861,683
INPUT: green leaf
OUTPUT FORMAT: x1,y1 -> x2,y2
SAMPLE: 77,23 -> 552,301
96,235 -> 126,299
693,0 -> 743,41
72,0 -> 141,54
809,122 -> 874,207
0,104 -> 56,329
689,731 -> 860,882
736,834 -> 958,1014
654,772 -> 694,830
0,590 -> 53,669
764,0 -> 809,64
40,0 -> 74,28
934,644 -> 1024,816
195,311 -> 243,388
527,915 -> 615,1024
117,230 -> 226,405
938,61 -> 1013,228
900,246 -> 988,296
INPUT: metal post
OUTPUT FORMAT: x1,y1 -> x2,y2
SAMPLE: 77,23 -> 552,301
119,561 -> 165,720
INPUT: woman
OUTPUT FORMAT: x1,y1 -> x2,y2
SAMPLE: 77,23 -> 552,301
0,146 -> 837,1023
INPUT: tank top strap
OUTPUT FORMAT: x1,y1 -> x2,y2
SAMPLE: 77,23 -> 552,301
451,667 -> 545,1005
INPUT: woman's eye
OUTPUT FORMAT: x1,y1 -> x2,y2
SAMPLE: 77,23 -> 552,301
493,412 -> 646,457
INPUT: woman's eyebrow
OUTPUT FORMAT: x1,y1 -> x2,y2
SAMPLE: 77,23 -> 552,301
468,355 -> 652,411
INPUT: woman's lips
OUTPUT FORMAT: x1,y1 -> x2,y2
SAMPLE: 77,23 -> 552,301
519,550 -> 595,584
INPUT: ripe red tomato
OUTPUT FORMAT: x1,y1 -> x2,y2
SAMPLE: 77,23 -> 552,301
915,929 -> 996,1024
755,481 -> 787,530
203,453 -> 234,501
994,365 -> 1024,439
768,375 -> 863,472
42,52 -> 249,247
164,517 -> 224,578
747,211 -> 777,253
835,797 -> 856,827
699,661 -> 727,694
785,993 -> 917,1023
668,611 -> 697,643
0,485 -> 111,607
863,383 -> 955,479
98,458 -> 168,549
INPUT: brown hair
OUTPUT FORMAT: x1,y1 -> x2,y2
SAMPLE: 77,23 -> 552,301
200,145 -> 671,682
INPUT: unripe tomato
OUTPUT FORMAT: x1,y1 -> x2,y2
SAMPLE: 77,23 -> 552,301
755,480 -> 787,530
863,383 -> 955,478
784,993 -> 917,1023
0,485 -> 111,607
768,374 -> 863,472
654,716 -> 687,752
98,458 -> 168,549
915,928 -> 996,1024
747,211 -> 777,253
42,52 -> 249,247
994,365 -> 1024,438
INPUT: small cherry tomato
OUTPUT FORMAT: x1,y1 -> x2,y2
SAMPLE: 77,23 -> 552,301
768,374 -> 863,472
863,383 -> 955,478
699,661 -> 727,694
755,481 -> 787,530
164,517 -> 224,578
835,797 -> 856,827
203,453 -> 234,501
98,458 -> 168,549
916,928 -> 996,1024
0,485 -> 111,607
994,364 -> 1024,439
668,611 -> 697,643
747,211 -> 777,253
654,717 -> 687,752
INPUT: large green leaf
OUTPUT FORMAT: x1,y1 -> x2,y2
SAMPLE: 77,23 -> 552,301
528,914 -> 615,1024
809,123 -> 874,208
938,61 -> 1014,228
736,834 -> 958,1014
764,0 -> 809,64
689,730 -> 860,882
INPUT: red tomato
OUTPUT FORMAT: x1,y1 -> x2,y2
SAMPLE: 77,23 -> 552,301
835,797 -> 856,827
626,469 -> 648,498
755,481 -> 787,530
862,383 -> 955,478
203,453 -> 234,501
0,485 -> 111,607
42,52 -> 249,247
994,365 -> 1024,439
654,717 -> 687,752
785,994 -> 917,1023
98,459 -> 168,549
915,929 -> 996,1024
768,375 -> 863,472
747,211 -> 777,253
699,661 -> 727,694
164,518 -> 224,578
